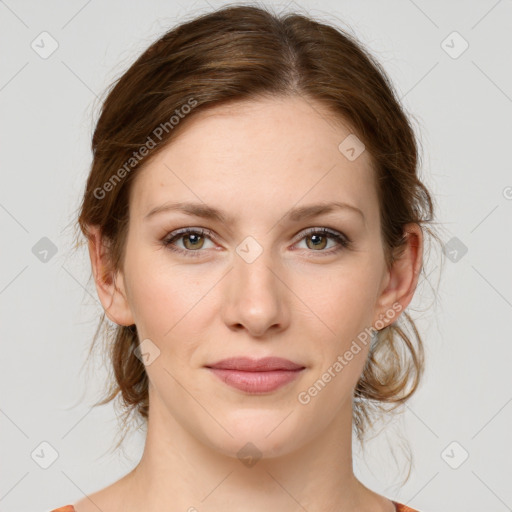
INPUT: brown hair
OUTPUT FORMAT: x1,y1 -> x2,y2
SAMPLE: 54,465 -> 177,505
72,3 -> 443,468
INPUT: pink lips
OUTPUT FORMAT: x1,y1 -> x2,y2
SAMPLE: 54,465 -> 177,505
205,357 -> 305,393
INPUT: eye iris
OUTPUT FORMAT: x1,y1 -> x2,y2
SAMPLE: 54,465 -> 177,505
306,234 -> 327,250
183,233 -> 204,250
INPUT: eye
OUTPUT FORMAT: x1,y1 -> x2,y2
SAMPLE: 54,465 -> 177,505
162,227 -> 216,257
162,226 -> 351,258
293,227 -> 351,256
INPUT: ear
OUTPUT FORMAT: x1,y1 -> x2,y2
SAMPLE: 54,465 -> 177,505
372,223 -> 423,328
87,225 -> 135,326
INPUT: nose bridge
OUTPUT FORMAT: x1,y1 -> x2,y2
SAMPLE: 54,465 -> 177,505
222,238 -> 287,336
236,239 -> 281,302
236,245 -> 277,293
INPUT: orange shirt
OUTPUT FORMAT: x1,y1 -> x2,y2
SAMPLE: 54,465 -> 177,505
49,501 -> 420,511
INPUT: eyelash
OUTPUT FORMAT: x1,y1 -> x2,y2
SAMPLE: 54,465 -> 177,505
161,227 -> 352,258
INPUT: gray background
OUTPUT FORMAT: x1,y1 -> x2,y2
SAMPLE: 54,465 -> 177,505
1,0 -> 511,511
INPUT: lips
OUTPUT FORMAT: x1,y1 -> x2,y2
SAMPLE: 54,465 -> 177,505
205,357 -> 305,393
205,356 -> 305,372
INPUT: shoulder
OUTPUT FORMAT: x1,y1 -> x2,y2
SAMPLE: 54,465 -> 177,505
49,501 -> 420,512
392,501 -> 421,512
50,498 -> 419,512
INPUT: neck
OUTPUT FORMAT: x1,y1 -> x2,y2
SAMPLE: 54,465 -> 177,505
116,390 -> 385,512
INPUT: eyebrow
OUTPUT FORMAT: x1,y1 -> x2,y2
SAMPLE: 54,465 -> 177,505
144,200 -> 365,225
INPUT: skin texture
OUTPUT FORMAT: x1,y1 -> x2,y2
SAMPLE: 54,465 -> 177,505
80,96 -> 422,512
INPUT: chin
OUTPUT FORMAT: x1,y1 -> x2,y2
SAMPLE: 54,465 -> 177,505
202,409 -> 307,461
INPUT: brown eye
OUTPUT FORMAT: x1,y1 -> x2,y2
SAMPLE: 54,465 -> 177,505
295,228 -> 351,256
182,232 -> 205,250
305,233 -> 328,250
162,228 -> 215,257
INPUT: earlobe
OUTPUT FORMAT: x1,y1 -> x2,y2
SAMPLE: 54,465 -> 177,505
373,223 -> 423,327
87,225 -> 135,327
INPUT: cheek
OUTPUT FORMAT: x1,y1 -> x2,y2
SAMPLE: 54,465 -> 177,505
302,262 -> 380,386
128,275 -> 176,337
123,247 -> 217,354
305,263 -> 380,339
122,246 -> 185,339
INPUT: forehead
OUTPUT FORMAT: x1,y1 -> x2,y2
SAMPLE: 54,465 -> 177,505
130,96 -> 378,223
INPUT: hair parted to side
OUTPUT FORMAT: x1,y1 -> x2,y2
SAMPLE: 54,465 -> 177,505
72,3 -> 443,470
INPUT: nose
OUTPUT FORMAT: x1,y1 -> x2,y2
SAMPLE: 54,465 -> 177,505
221,248 -> 290,338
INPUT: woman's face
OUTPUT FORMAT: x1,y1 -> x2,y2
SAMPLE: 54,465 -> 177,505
106,96 -> 402,458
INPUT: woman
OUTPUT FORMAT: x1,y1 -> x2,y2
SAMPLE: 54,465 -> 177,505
52,4 -> 439,511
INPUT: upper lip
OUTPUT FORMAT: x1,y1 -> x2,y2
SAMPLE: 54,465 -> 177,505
205,357 -> 305,371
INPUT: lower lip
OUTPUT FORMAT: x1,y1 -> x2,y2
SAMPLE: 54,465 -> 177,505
207,368 -> 304,393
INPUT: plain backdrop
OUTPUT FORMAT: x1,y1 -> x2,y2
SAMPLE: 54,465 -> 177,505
1,1 -> 511,511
